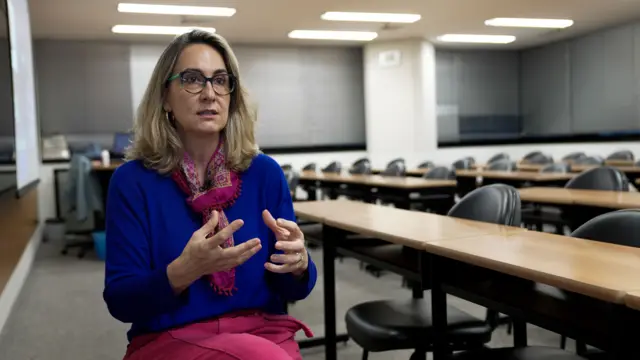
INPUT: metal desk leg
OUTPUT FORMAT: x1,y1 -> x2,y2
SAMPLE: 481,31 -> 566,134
322,225 -> 339,360
430,255 -> 449,360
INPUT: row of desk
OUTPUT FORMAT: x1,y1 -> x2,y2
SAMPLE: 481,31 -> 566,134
294,199 -> 640,360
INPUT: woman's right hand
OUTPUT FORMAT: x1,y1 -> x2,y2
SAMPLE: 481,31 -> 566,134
167,211 -> 262,294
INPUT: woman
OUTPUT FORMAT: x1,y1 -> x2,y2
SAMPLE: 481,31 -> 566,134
103,30 -> 317,360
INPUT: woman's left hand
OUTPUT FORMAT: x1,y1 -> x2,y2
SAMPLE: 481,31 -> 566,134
262,210 -> 308,277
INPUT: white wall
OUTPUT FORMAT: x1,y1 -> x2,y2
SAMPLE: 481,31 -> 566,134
129,44 -> 164,118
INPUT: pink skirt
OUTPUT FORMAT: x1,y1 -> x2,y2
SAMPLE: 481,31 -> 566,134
123,311 -> 314,360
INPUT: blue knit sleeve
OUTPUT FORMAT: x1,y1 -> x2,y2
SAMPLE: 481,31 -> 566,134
103,163 -> 188,323
264,159 -> 317,301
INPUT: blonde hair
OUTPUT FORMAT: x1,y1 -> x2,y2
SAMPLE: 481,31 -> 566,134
127,30 -> 259,173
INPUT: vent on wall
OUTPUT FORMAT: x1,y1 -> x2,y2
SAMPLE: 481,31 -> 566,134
378,50 -> 401,67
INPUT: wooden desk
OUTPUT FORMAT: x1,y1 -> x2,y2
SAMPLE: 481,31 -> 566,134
425,231 -> 640,303
293,200 -> 523,360
298,171 -> 456,209
455,170 -> 574,198
426,230 -> 640,359
91,160 -> 124,171
515,163 -> 546,172
300,171 -> 454,189
625,291 -> 640,311
295,200 -> 523,249
519,187 -> 640,209
372,168 -> 428,177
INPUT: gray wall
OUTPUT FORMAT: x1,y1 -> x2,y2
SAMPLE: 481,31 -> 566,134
436,50 -> 521,142
233,45 -> 366,148
521,22 -> 640,135
34,40 -> 133,136
33,41 -> 367,149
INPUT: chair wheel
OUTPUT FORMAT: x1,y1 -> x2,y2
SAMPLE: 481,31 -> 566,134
61,249 -> 68,255
78,251 -> 85,259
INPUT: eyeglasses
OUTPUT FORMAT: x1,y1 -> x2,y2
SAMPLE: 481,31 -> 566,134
166,69 -> 236,95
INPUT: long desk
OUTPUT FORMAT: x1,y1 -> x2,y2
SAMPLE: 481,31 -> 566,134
455,170 -> 574,197
519,187 -> 640,209
294,200 -> 525,360
296,200 -> 640,360
298,171 -> 456,209
372,168 -> 429,177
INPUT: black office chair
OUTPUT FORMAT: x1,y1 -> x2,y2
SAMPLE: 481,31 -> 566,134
349,158 -> 373,175
573,156 -> 604,166
521,163 -> 571,233
452,158 -> 474,170
522,151 -> 543,162
283,169 -> 300,201
381,161 -> 406,177
606,150 -> 634,162
540,163 -> 570,173
344,184 -> 521,360
280,164 -> 293,171
562,166 -> 629,231
487,152 -> 510,165
557,209 -> 640,356
417,161 -> 435,169
562,152 -> 587,163
485,159 -> 517,172
525,153 -> 554,165
320,161 -> 342,199
302,163 -> 316,172
423,166 -> 455,180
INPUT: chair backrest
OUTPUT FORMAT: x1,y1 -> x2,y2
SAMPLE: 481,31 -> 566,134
565,166 -> 629,191
452,158 -> 473,170
417,161 -> 435,169
570,209 -> 640,248
381,161 -> 406,177
423,166 -> 455,180
562,152 -> 586,163
606,150 -> 634,162
302,163 -> 316,171
322,161 -> 342,174
487,152 -> 510,164
485,159 -> 516,172
349,158 -> 372,175
281,164 -> 293,172
284,169 -> 300,193
522,151 -> 543,161
540,163 -> 570,173
573,155 -> 604,165
447,184 -> 521,226
526,153 -> 554,165
386,158 -> 405,168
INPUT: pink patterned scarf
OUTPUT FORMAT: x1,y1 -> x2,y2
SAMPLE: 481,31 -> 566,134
172,139 -> 242,296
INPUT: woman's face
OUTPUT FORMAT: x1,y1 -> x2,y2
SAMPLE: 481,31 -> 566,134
164,44 -> 232,136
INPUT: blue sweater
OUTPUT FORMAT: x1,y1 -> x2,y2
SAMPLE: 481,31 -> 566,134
103,154 -> 317,341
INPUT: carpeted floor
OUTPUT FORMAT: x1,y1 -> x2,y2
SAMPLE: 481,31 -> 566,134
0,238 -> 576,360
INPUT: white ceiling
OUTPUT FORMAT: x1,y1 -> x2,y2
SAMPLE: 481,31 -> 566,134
28,0 -> 640,49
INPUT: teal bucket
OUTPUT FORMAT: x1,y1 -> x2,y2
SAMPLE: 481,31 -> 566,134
92,231 -> 107,260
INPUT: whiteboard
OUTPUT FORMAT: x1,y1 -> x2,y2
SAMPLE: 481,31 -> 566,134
7,0 -> 40,193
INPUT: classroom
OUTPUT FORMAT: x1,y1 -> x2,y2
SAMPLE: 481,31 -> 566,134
1,1 -> 640,360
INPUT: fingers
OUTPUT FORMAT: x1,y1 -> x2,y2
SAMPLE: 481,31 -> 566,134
208,219 -> 244,248
262,210 -> 291,238
275,239 -> 305,252
269,253 -> 301,264
195,211 -> 219,238
219,238 -> 262,268
262,210 -> 279,233
265,262 -> 302,274
276,218 -> 304,238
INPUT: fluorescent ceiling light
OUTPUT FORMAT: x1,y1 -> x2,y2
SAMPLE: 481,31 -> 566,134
485,18 -> 573,29
436,34 -> 516,44
112,25 -> 216,35
321,11 -> 421,23
288,30 -> 378,41
117,3 -> 236,17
